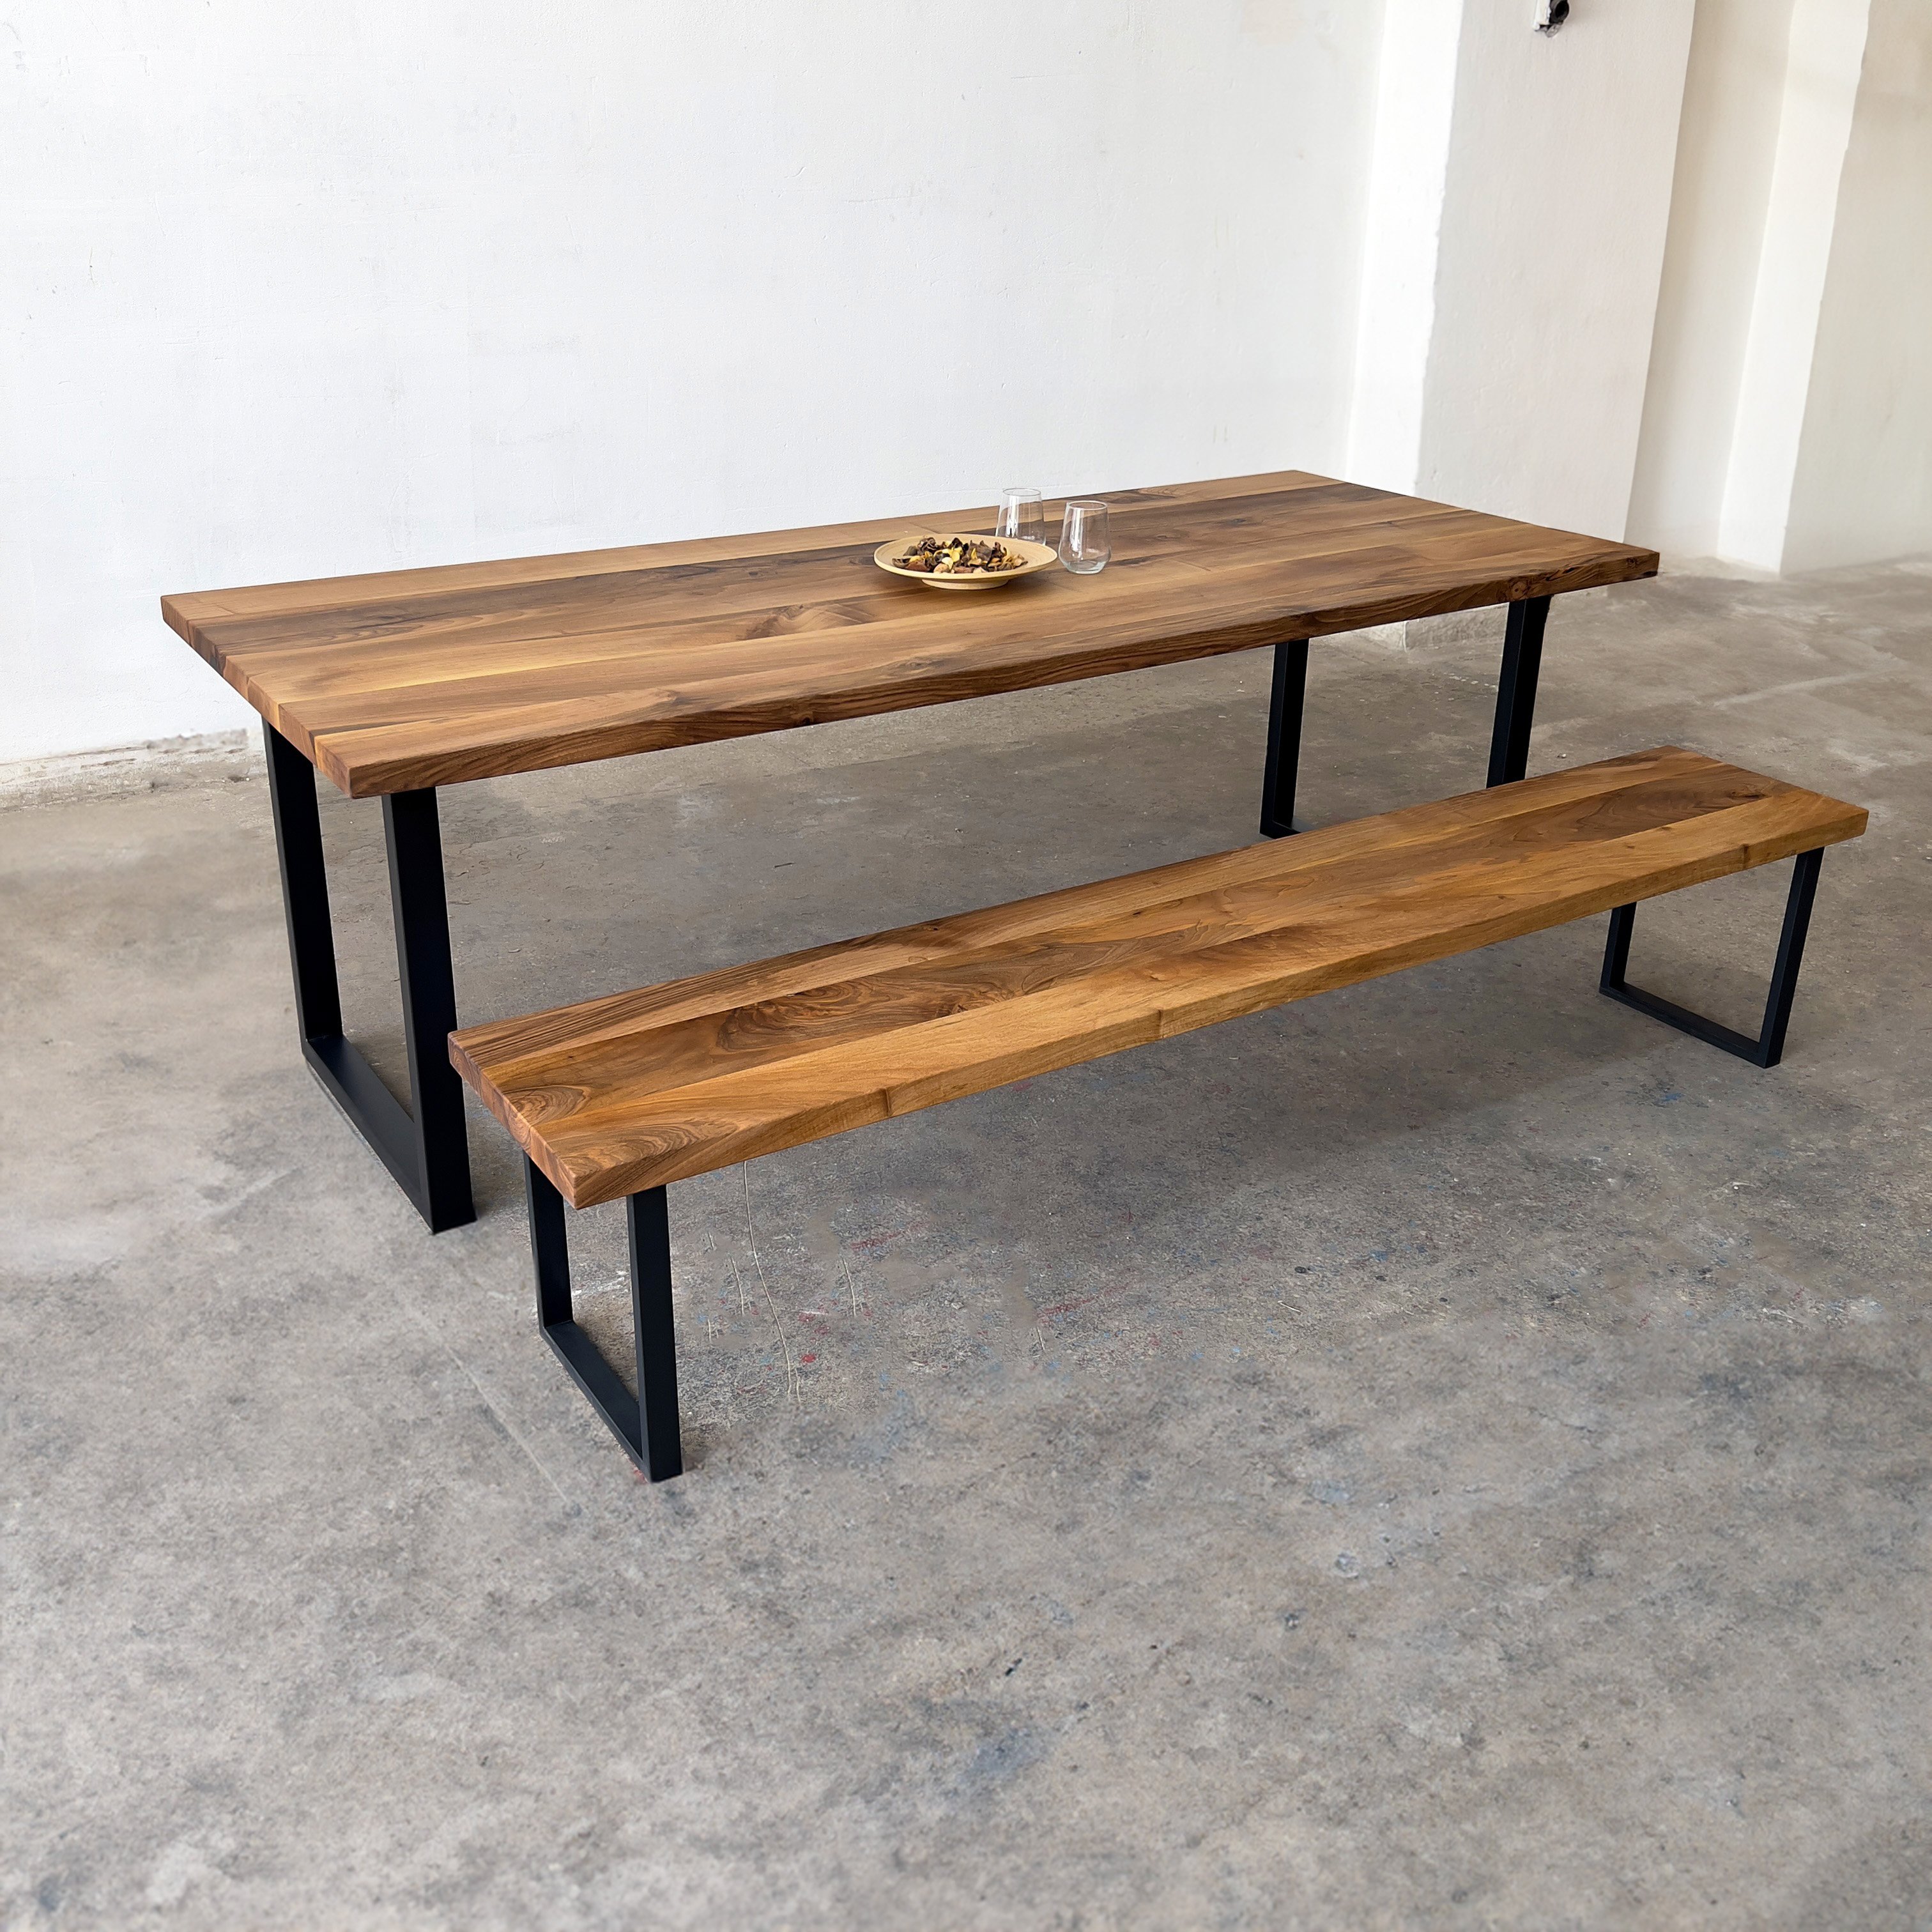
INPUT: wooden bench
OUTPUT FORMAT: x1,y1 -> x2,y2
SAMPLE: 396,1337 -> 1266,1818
449,746 -> 1866,1480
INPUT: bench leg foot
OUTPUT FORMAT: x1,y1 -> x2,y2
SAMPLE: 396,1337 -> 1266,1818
525,1159 -> 684,1480
1260,637 -> 1309,838
1599,847 -> 1825,1069
263,723 -> 474,1232
1487,597 -> 1550,787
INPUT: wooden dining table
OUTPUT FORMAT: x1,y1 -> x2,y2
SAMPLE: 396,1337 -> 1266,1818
163,470 -> 1657,1231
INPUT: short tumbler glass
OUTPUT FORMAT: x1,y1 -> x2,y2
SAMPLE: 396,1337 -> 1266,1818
997,487 -> 1045,547
1059,500 -> 1111,574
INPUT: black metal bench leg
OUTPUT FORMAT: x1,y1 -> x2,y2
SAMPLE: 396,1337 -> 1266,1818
1599,847 -> 1826,1069
1487,596 -> 1550,787
1260,637 -> 1310,838
263,723 -> 475,1232
525,1160 -> 684,1480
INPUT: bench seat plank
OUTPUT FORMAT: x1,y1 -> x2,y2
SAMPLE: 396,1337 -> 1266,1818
450,747 -> 1865,1208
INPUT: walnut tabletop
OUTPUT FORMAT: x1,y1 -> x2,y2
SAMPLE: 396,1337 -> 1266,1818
163,471 -> 1656,799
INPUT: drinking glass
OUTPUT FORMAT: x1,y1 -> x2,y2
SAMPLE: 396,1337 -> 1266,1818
1059,500 -> 1110,574
997,487 -> 1045,547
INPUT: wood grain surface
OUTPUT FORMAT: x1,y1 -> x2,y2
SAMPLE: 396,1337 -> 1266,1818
163,472 -> 1657,797
449,748 -> 1865,1208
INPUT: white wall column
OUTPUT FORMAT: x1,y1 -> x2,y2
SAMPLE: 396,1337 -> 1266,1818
1346,0 -> 1696,542
1782,0 -> 1932,572
1630,0 -> 1930,575
1344,0 -> 1465,498
1625,0 -> 1800,562
1715,0 -> 1873,568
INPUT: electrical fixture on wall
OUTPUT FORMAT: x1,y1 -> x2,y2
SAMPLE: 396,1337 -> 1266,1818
1535,0 -> 1570,31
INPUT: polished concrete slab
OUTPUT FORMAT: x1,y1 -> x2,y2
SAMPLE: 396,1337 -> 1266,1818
2,560 -> 1928,1929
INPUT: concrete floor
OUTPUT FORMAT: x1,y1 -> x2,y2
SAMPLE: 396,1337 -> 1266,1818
3,560 -> 1929,1929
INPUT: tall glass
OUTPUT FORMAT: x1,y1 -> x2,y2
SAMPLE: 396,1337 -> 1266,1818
997,487 -> 1045,548
1058,500 -> 1110,574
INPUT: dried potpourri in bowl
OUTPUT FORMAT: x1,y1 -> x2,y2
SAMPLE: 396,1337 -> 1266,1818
895,535 -> 1027,575
873,532 -> 1058,591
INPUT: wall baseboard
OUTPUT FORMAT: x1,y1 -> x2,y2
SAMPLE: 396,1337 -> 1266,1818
0,730 -> 262,809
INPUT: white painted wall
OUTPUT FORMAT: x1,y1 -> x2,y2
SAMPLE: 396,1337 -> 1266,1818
1784,0 -> 1932,571
6,0 -> 1921,770
0,0 -> 1383,765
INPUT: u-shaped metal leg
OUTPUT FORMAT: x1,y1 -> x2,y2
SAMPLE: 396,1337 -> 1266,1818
525,1160 -> 684,1480
263,723 -> 474,1231
1599,847 -> 1826,1069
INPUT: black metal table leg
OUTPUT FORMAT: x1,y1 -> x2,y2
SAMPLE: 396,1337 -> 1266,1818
1262,597 -> 1551,834
263,723 -> 475,1231
1487,595 -> 1551,786
1600,847 -> 1826,1068
525,1160 -> 684,1480
1259,637 -> 1310,838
